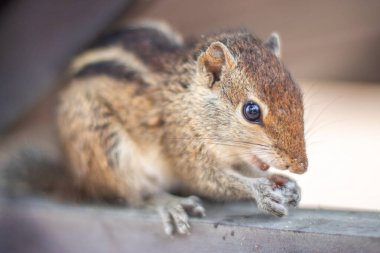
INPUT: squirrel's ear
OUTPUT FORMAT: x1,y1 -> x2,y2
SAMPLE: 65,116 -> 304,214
265,32 -> 281,58
197,41 -> 237,88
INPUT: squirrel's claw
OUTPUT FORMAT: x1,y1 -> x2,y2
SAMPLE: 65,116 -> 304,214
157,204 -> 190,235
151,194 -> 206,235
252,178 -> 288,217
179,195 -> 206,217
272,176 -> 301,207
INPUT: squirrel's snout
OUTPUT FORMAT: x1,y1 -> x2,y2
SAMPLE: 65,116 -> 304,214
289,161 -> 307,174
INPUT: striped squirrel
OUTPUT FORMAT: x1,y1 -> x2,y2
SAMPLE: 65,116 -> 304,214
2,20 -> 308,235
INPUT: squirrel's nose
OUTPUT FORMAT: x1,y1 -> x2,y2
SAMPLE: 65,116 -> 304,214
289,161 -> 307,174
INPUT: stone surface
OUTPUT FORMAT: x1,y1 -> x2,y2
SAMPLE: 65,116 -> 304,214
1,197 -> 379,253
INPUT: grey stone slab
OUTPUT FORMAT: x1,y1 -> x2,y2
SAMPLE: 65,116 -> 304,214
0,197 -> 379,253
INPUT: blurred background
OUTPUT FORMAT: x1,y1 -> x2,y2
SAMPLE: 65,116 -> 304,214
0,0 -> 379,210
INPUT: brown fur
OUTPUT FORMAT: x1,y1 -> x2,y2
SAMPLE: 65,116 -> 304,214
56,21 -> 307,233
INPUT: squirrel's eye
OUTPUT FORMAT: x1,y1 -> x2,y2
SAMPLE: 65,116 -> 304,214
242,100 -> 261,123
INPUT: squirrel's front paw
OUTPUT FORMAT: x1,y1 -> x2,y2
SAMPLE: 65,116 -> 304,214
152,194 -> 206,235
270,174 -> 301,207
252,178 -> 287,217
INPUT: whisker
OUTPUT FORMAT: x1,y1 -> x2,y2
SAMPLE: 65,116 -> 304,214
167,137 -> 272,148
305,95 -> 343,137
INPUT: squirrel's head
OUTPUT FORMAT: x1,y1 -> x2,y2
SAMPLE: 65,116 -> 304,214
193,30 -> 307,174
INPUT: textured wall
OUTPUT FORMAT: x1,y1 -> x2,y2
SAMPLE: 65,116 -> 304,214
124,0 -> 380,82
2,0 -> 379,131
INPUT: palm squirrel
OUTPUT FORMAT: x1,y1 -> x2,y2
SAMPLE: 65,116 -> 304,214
2,20 -> 308,235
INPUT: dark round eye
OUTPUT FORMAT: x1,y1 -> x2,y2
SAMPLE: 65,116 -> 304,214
242,100 -> 261,123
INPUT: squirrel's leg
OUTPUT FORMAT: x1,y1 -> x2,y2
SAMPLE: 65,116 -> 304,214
187,167 -> 290,216
144,193 -> 205,235
233,163 -> 301,207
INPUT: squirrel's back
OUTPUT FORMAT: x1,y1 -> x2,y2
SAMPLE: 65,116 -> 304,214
70,20 -> 187,83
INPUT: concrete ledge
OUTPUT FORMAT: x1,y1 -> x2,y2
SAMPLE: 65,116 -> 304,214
1,197 -> 379,253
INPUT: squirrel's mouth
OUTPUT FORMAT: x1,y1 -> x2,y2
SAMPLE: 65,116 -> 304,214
251,155 -> 307,174
251,156 -> 270,171
252,155 -> 306,174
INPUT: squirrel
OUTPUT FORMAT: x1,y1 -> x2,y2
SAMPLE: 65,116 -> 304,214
1,20 -> 308,235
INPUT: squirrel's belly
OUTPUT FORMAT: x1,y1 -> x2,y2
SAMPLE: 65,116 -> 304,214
117,136 -> 175,193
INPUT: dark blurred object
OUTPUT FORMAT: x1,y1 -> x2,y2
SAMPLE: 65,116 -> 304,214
0,0 -> 133,132
0,0 -> 12,13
